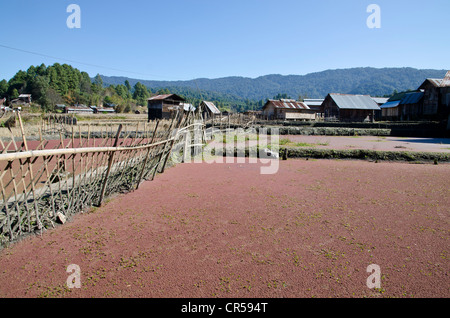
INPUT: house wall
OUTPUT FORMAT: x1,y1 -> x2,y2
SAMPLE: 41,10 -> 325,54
382,107 -> 399,120
322,98 -> 339,120
339,109 -> 374,122
439,87 -> 450,121
283,110 -> 316,120
262,103 -> 276,119
148,101 -> 178,120
423,87 -> 439,116
400,103 -> 422,121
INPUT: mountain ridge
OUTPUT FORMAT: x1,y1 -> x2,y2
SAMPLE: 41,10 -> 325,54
99,67 -> 448,102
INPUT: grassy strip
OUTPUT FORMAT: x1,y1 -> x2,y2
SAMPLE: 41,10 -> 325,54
210,146 -> 450,163
283,148 -> 450,163
255,126 -> 392,136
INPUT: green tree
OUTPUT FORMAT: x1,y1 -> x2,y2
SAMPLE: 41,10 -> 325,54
124,80 -> 131,92
0,79 -> 9,98
8,70 -> 27,96
10,88 -> 19,100
91,74 -> 104,94
133,82 -> 150,106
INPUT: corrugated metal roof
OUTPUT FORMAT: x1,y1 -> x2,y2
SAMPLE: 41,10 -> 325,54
426,79 -> 443,87
441,71 -> 450,87
303,99 -> 324,106
400,92 -> 424,105
202,101 -> 221,114
266,99 -> 310,110
380,100 -> 400,109
329,94 -> 380,110
372,97 -> 389,104
147,94 -> 185,101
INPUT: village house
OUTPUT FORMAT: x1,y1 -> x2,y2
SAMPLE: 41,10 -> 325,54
322,93 -> 380,122
261,99 -> 316,121
380,71 -> 450,122
200,101 -> 221,119
64,104 -> 94,114
440,72 -> 450,124
90,106 -> 116,114
147,94 -> 186,120
419,78 -> 442,120
380,91 -> 425,121
399,91 -> 424,121
303,98 -> 325,118
11,94 -> 32,106
379,99 -> 401,121
418,73 -> 450,121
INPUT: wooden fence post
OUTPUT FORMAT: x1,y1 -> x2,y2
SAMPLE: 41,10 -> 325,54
135,120 -> 160,190
96,124 -> 123,207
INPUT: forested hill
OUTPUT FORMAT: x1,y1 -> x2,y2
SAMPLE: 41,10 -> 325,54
1,65 -> 447,113
100,67 -> 448,101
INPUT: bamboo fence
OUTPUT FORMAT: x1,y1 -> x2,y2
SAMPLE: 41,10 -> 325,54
0,110 -> 204,246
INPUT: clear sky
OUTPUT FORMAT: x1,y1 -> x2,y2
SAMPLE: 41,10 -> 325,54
0,0 -> 449,81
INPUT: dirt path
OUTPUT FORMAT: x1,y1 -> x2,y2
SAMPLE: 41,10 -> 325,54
283,135 -> 450,153
0,159 -> 448,298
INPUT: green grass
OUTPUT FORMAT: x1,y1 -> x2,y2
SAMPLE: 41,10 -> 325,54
295,142 -> 316,147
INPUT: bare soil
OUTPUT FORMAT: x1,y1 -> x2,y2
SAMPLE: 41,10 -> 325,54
0,158 -> 448,298
282,135 -> 450,153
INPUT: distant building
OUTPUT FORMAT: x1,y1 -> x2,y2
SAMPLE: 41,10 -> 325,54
11,94 -> 32,106
371,97 -> 389,106
262,99 -> 316,121
398,91 -> 424,121
379,100 -> 401,121
65,104 -> 94,114
200,101 -> 221,119
380,72 -> 450,122
303,99 -> 324,113
322,93 -> 380,122
90,106 -> 116,114
147,94 -> 186,120
440,72 -> 450,125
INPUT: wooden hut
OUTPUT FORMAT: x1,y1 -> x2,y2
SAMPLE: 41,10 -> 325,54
147,94 -> 186,120
200,101 -> 221,119
261,99 -> 316,120
322,93 -> 380,122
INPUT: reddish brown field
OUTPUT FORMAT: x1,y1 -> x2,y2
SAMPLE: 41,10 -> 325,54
0,158 -> 449,298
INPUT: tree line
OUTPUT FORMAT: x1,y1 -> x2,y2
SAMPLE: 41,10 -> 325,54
0,63 -> 164,113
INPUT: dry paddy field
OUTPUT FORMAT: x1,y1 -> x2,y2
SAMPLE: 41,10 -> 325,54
0,157 -> 448,299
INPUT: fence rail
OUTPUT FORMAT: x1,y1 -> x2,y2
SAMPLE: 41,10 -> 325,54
0,110 -> 204,246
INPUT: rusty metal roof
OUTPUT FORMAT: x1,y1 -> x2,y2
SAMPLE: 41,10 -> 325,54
202,101 -> 221,114
420,78 -> 443,88
441,71 -> 450,87
265,99 -> 310,110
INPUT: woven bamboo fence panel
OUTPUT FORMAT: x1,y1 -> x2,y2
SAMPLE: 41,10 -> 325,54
0,110 -> 204,246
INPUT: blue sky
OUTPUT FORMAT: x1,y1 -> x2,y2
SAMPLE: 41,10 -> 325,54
0,0 -> 449,81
